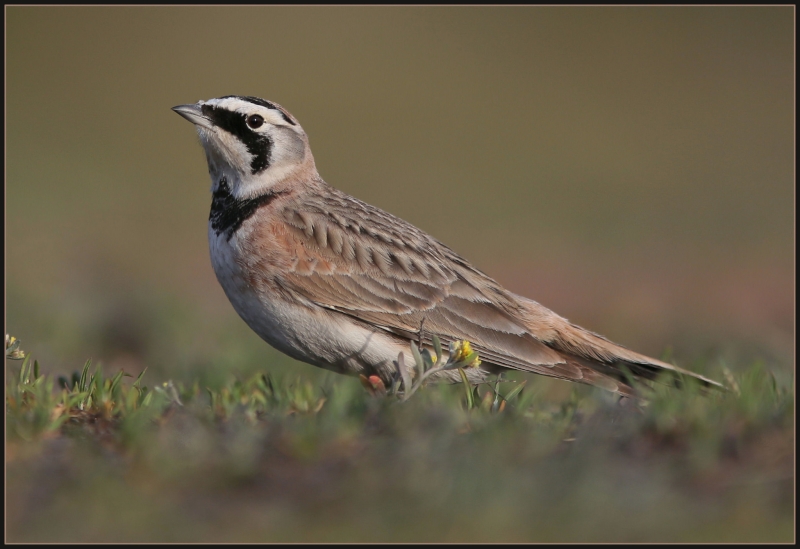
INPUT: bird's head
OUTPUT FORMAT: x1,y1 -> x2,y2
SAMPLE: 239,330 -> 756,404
173,95 -> 316,198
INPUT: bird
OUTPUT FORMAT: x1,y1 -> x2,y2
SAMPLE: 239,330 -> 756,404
172,95 -> 721,398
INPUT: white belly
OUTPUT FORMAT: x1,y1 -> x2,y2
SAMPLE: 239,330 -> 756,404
208,225 -> 409,379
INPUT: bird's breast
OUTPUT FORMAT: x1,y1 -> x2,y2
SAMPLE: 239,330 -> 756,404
208,224 -> 306,358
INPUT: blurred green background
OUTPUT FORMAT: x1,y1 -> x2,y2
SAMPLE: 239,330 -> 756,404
5,6 -> 794,543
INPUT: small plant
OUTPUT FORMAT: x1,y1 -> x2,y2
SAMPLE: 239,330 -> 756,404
6,334 -> 27,360
6,336 -> 166,441
392,335 -> 480,401
205,373 -> 327,421
386,335 -> 527,412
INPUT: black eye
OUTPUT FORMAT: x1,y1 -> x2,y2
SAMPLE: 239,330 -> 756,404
246,114 -> 264,129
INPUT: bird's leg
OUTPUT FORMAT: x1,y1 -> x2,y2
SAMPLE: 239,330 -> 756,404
359,374 -> 387,396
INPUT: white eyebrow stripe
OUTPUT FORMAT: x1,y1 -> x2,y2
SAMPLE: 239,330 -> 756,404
202,97 -> 291,126
253,108 -> 290,126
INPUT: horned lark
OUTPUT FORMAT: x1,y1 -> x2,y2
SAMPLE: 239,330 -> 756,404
173,95 -> 720,397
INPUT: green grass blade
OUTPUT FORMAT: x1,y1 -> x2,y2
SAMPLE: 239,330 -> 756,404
410,342 -> 424,376
458,368 -> 474,410
19,355 -> 31,384
78,360 -> 91,392
397,353 -> 411,395
503,380 -> 528,404
109,370 -> 126,395
133,367 -> 147,389
432,335 -> 443,367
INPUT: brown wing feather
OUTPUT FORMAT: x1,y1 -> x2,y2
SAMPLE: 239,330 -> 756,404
263,183 -> 721,394
277,190 -> 572,367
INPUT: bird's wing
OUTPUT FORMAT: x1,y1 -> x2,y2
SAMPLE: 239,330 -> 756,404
258,188 -> 660,395
255,185 -> 722,393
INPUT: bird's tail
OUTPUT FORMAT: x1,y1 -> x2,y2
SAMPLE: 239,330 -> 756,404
512,293 -> 725,395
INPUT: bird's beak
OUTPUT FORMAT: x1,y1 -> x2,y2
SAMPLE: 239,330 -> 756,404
172,103 -> 215,130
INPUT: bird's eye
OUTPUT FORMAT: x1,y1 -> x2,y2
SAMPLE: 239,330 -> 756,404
246,114 -> 264,129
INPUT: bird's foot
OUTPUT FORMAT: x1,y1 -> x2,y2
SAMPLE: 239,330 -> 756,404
359,374 -> 387,396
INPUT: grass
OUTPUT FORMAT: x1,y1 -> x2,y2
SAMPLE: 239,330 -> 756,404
5,334 -> 794,542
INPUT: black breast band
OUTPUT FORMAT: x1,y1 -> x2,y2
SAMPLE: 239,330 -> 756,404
210,177 -> 285,241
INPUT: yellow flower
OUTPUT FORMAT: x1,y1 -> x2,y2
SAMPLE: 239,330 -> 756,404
450,340 -> 480,367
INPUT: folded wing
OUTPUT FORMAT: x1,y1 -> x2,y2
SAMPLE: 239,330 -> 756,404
266,188 -> 721,395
